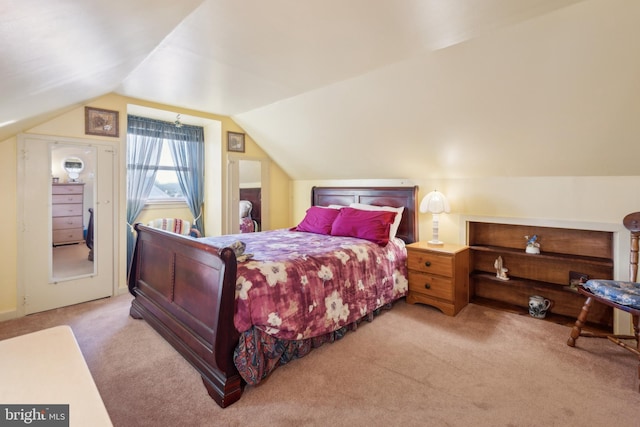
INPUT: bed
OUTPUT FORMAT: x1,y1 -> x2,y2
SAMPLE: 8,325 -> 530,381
128,186 -> 418,407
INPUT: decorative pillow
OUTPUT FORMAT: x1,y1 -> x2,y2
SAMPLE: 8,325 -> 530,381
148,218 -> 191,236
583,279 -> 640,309
330,207 -> 396,245
240,217 -> 255,233
349,203 -> 404,240
295,206 -> 341,235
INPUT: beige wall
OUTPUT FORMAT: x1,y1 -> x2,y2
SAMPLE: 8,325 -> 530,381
293,176 -> 639,273
269,162 -> 293,229
222,121 -> 291,232
0,93 -> 292,318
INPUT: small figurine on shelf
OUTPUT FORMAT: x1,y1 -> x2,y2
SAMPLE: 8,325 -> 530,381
494,256 -> 509,281
525,234 -> 540,254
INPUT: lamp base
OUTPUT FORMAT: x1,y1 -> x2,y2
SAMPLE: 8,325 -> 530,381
428,239 -> 444,245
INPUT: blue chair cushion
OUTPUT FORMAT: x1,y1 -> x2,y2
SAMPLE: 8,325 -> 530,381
583,279 -> 640,309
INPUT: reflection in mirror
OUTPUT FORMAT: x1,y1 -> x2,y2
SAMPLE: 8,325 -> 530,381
63,156 -> 84,181
51,144 -> 96,282
238,160 -> 262,233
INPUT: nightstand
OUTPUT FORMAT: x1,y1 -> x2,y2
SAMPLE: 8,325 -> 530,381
406,242 -> 470,316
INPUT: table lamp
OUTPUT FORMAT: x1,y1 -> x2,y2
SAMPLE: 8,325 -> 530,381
419,190 -> 450,245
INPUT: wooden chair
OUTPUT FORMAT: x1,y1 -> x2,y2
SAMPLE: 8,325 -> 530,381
567,212 -> 640,391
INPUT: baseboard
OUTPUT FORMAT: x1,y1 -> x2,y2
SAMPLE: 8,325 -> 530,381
116,286 -> 130,296
0,309 -> 19,322
0,291 -> 129,323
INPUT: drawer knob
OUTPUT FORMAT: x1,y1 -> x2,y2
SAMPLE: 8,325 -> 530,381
424,283 -> 431,289
424,261 -> 431,267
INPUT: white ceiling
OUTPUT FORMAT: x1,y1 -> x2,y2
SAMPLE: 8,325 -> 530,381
117,0 -> 584,116
4,0 -> 640,180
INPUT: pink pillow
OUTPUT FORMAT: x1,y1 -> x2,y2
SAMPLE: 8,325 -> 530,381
349,203 -> 404,240
330,207 -> 396,245
295,206 -> 341,235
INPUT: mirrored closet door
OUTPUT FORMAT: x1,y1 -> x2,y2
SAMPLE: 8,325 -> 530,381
18,135 -> 116,315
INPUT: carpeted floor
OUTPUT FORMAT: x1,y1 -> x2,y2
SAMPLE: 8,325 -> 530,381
0,294 -> 638,426
52,242 -> 93,279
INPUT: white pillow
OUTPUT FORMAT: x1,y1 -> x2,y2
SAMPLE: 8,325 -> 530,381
349,203 -> 404,240
312,204 -> 345,209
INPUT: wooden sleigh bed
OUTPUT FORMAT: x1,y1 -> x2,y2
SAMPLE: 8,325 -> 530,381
128,186 -> 418,407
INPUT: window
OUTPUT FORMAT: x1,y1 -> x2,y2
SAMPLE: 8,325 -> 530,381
126,113 -> 205,271
126,115 -> 204,204
147,141 -> 185,201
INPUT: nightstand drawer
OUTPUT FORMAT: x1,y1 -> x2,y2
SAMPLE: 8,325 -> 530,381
408,271 -> 454,300
407,251 -> 453,277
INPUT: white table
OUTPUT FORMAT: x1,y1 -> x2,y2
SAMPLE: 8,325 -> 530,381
0,325 -> 112,426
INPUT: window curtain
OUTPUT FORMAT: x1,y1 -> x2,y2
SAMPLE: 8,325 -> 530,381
126,116 -> 164,273
165,125 -> 205,236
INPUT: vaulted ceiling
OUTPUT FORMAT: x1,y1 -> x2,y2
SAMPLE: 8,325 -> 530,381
3,0 -> 639,179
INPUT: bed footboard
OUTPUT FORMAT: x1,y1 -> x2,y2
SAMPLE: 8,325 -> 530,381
128,224 -> 243,408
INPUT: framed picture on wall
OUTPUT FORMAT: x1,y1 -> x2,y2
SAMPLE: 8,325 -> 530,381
85,107 -> 119,137
227,131 -> 245,153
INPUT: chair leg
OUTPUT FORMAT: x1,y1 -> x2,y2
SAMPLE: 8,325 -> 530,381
634,315 -> 640,392
567,296 -> 593,347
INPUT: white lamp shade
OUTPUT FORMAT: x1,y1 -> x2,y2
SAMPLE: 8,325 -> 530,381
419,190 -> 450,214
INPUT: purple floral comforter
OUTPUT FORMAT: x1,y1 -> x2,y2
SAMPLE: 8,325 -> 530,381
200,229 -> 408,385
201,229 -> 409,340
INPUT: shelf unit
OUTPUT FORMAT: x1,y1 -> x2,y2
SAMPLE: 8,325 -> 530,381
468,221 -> 614,330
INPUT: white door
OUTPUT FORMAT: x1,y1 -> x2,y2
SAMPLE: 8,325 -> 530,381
18,135 -> 116,315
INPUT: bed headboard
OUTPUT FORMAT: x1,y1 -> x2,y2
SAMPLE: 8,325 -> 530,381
311,186 -> 419,244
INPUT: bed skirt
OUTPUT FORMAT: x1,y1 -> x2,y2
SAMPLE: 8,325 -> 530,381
234,303 -> 394,385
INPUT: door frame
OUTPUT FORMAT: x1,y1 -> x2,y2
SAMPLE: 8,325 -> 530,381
16,133 -> 120,316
